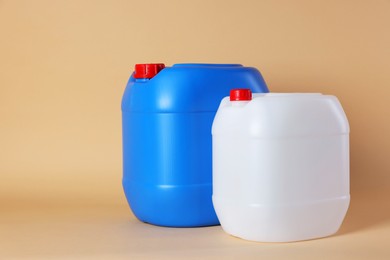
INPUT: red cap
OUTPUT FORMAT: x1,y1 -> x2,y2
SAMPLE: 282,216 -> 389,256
230,89 -> 252,101
134,63 -> 165,79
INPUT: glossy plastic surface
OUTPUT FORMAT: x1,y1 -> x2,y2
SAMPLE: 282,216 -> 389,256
122,63 -> 268,227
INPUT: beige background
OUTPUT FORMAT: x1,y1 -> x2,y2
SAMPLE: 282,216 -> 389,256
1,0 -> 389,259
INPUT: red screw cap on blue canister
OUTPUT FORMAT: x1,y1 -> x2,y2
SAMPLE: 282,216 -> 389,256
230,89 -> 252,101
134,63 -> 165,79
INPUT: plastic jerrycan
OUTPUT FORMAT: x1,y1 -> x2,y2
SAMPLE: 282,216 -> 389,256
212,89 -> 350,242
121,64 -> 269,227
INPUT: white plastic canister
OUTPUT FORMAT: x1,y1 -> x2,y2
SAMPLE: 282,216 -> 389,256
212,89 -> 350,242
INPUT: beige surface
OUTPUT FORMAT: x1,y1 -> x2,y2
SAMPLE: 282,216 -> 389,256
1,0 -> 389,259
1,189 -> 389,259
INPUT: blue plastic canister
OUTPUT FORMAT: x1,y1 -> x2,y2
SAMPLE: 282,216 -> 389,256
121,63 -> 268,227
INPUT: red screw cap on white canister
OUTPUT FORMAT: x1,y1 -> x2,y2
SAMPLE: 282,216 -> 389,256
230,89 -> 252,101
